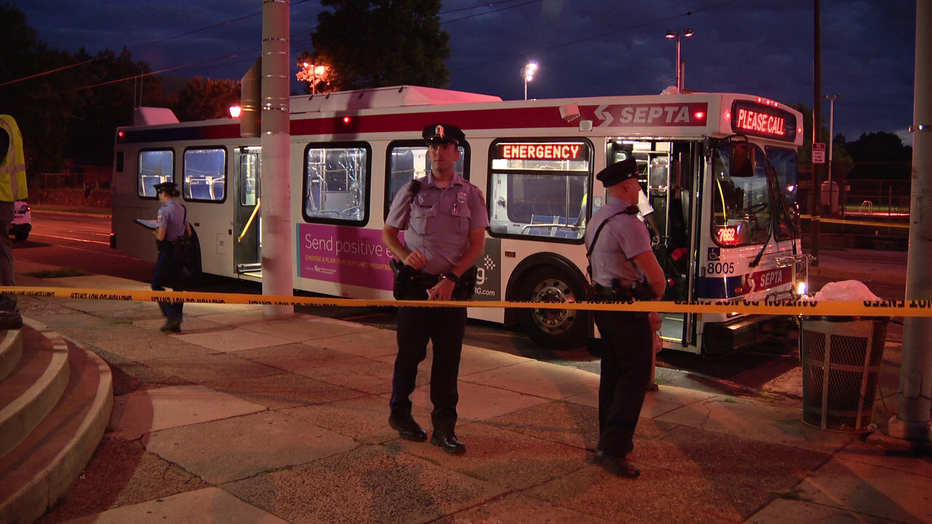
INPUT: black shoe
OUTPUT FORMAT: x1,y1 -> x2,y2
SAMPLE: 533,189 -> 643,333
430,432 -> 466,454
159,320 -> 181,333
388,414 -> 427,441
592,451 -> 640,478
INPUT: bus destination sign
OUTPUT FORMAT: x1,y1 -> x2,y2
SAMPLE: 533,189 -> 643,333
731,100 -> 797,142
498,143 -> 588,161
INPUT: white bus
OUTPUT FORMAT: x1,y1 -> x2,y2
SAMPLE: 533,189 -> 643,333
111,85 -> 807,355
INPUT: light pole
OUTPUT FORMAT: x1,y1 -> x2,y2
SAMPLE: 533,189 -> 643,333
523,61 -> 538,100
823,94 -> 840,214
666,29 -> 693,92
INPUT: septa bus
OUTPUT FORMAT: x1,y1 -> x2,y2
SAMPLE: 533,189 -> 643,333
110,85 -> 808,355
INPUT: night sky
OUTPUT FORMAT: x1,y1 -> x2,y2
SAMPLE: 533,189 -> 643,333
15,0 -> 919,144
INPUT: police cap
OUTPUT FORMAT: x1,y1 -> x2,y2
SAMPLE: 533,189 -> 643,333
596,158 -> 638,187
153,182 -> 179,195
422,123 -> 465,146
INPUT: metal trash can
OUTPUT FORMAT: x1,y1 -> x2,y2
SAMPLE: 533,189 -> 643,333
800,316 -> 889,431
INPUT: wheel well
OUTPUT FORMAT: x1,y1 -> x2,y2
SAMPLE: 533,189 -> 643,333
503,253 -> 590,328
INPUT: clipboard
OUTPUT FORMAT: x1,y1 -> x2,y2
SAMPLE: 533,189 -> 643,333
135,219 -> 158,230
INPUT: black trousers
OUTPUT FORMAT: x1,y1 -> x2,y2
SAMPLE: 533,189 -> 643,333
594,310 -> 653,458
390,305 -> 467,434
151,249 -> 184,321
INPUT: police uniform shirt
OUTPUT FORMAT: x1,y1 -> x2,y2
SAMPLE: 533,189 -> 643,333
385,173 -> 489,275
156,199 -> 187,242
585,194 -> 652,287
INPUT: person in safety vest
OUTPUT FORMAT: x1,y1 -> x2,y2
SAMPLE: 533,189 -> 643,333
0,115 -> 29,329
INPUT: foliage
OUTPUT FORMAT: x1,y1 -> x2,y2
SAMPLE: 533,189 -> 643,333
790,103 -> 854,181
307,0 -> 451,91
166,77 -> 240,121
839,131 -> 912,180
295,51 -> 334,94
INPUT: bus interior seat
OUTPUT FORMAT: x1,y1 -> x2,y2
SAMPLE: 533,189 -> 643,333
528,214 -> 559,236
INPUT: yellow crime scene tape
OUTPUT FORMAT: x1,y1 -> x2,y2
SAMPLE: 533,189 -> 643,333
3,286 -> 931,317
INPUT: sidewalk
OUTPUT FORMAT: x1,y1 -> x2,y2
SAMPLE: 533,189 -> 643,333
7,258 -> 928,524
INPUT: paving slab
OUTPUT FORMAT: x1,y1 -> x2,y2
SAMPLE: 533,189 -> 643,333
86,329 -> 212,362
393,422 -> 587,491
107,385 -> 267,439
202,369 -> 365,410
282,394 -> 407,445
249,343 -> 399,395
747,499 -> 903,524
796,455 -> 932,523
224,445 -> 509,524
461,359 -> 597,400
240,314 -> 381,343
433,380 -> 554,422
58,487 -> 288,524
37,438 -> 210,523
654,393 -> 858,453
299,327 -> 399,358
526,463 -> 777,524
145,411 -> 359,484
632,426 -> 831,492
141,351 -> 283,384
169,326 -> 294,353
445,492 -> 616,524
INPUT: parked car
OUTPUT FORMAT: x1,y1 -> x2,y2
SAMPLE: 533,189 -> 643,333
10,202 -> 31,241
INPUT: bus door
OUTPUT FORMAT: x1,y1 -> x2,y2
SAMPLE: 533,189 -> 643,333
606,140 -> 699,351
234,146 -> 262,276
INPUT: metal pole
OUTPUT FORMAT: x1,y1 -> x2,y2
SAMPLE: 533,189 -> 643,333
824,95 -> 840,215
889,0 -> 932,442
676,35 -> 682,92
810,0 -> 822,267
524,77 -> 528,101
260,0 -> 294,319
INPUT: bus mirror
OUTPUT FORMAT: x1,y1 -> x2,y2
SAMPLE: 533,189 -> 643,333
730,142 -> 754,177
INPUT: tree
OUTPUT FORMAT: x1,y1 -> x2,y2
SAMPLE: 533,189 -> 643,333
843,132 -> 912,180
167,77 -> 240,122
307,0 -> 451,91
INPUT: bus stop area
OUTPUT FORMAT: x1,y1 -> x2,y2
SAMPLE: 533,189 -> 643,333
4,251 -> 930,524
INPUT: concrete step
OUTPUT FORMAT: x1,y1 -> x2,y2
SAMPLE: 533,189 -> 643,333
0,329 -> 23,382
0,320 -> 113,524
0,324 -> 69,458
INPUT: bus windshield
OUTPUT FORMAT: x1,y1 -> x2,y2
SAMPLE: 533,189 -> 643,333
711,143 -> 772,246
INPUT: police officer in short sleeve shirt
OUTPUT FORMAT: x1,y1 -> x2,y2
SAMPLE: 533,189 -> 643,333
382,123 -> 489,455
584,158 -> 665,478
152,182 -> 188,333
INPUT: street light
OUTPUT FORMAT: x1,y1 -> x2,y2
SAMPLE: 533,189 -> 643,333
523,61 -> 538,100
823,94 -> 841,214
666,29 -> 693,92
297,62 -> 331,94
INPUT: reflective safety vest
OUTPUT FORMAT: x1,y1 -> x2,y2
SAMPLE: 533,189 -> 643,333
0,115 -> 28,203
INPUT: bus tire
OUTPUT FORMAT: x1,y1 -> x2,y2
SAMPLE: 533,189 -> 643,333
515,266 -> 588,350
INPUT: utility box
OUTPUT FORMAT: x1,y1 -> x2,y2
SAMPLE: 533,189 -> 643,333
800,316 -> 889,431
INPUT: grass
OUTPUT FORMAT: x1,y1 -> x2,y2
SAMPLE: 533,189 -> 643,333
25,267 -> 90,278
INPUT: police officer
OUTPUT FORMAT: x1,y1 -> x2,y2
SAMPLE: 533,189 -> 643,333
0,115 -> 28,328
585,157 -> 665,478
151,182 -> 189,333
382,123 -> 488,454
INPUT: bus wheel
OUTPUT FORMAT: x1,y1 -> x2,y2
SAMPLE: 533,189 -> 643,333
515,267 -> 587,350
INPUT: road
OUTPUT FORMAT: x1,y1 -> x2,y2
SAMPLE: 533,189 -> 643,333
14,210 -> 831,396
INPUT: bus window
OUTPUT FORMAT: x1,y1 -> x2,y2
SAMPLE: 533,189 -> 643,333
488,140 -> 591,240
711,143 -> 772,246
183,148 -> 227,202
138,149 -> 173,198
385,143 -> 467,212
767,146 -> 801,240
303,144 -> 369,224
239,147 -> 260,207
